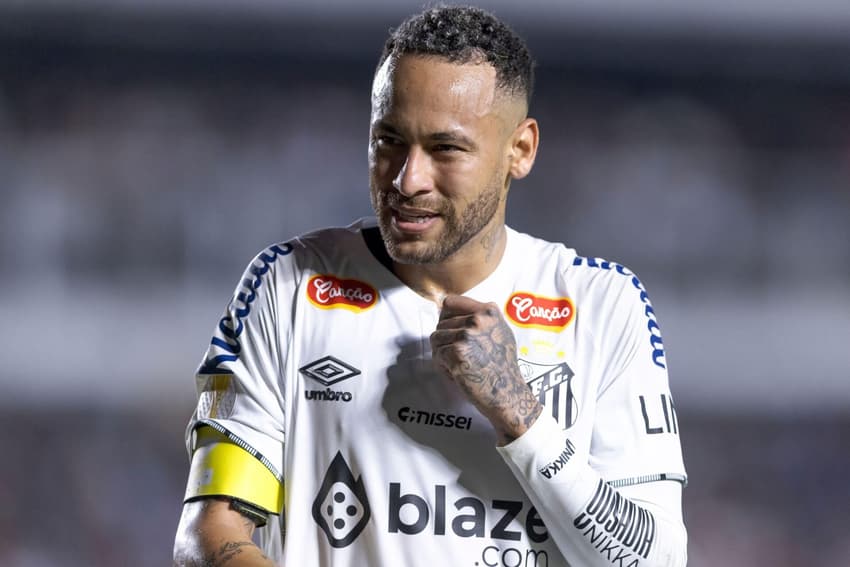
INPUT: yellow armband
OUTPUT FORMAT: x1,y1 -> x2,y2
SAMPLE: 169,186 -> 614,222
184,426 -> 284,514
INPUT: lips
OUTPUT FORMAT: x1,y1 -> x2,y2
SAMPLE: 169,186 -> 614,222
395,209 -> 436,222
391,207 -> 440,233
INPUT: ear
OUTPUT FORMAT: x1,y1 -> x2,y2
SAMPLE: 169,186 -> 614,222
508,118 -> 539,180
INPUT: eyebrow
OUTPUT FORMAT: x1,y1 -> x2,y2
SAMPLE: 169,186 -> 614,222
372,120 -> 477,149
430,131 -> 477,149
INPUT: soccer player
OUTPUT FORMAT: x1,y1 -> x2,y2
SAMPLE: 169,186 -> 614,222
173,6 -> 688,566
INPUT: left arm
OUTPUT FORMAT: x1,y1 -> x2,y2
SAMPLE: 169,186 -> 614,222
431,295 -> 687,567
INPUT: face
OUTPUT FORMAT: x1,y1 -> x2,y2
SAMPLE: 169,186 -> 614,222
368,55 -> 522,266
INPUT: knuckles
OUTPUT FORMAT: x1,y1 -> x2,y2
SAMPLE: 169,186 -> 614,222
457,328 -> 474,341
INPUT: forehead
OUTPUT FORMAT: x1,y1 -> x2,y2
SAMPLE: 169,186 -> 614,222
371,55 -> 500,123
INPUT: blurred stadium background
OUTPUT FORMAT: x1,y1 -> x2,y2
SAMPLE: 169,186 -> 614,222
1,1 -> 849,565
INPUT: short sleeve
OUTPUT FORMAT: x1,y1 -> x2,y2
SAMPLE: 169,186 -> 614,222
588,265 -> 687,486
185,242 -> 297,487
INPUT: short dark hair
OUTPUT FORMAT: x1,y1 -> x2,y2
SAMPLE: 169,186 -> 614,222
378,5 -> 535,104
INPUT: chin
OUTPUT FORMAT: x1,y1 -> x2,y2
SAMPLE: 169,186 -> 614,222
385,242 -> 431,265
394,238 -> 466,266
379,236 -> 433,264
377,215 -> 459,265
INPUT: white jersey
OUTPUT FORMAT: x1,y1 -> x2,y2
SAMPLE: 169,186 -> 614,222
187,218 -> 687,567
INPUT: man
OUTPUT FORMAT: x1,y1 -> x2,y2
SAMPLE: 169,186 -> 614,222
174,6 -> 687,566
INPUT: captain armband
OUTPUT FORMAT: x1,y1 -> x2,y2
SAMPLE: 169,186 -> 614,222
184,426 -> 284,526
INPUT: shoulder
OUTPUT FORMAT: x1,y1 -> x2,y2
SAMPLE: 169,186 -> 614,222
506,228 -> 648,295
244,218 -> 375,281
563,252 -> 657,323
506,226 -> 577,271
568,254 -> 667,370
296,218 -> 374,247
567,254 -> 649,298
291,218 -> 376,263
506,227 -> 650,292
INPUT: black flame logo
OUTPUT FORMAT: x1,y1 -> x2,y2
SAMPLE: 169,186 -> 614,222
312,451 -> 371,548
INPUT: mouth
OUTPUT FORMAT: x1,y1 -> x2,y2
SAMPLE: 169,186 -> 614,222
390,207 -> 440,234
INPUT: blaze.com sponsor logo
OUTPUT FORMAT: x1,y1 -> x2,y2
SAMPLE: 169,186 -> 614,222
313,453 -> 552,566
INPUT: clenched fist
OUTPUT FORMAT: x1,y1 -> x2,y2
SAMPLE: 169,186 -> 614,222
430,294 -> 543,446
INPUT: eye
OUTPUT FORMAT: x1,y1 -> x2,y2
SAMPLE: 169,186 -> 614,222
433,144 -> 462,152
375,134 -> 403,148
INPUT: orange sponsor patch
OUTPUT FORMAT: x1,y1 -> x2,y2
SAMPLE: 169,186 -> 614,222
505,292 -> 575,331
307,274 -> 378,312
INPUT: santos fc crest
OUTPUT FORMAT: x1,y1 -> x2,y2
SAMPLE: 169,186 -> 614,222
518,359 -> 578,429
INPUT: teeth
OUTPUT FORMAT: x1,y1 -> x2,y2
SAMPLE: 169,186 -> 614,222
398,213 -> 432,223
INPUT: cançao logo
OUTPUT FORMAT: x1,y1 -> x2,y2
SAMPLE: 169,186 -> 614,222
307,274 -> 378,312
505,292 -> 575,331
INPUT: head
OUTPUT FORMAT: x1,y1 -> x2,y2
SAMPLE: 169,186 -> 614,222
369,5 -> 539,266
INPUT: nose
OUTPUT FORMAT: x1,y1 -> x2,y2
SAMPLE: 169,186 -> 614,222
392,147 -> 432,196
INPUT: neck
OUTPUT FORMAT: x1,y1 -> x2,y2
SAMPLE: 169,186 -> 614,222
393,224 -> 508,304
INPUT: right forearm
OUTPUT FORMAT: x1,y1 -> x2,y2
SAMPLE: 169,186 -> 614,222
174,498 -> 277,567
174,539 -> 275,567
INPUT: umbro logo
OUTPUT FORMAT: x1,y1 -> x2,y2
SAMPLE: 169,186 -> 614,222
301,356 -> 360,403
300,356 -> 361,386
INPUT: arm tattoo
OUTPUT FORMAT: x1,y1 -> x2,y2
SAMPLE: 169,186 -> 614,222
176,498 -> 272,567
214,541 -> 253,565
181,541 -> 271,567
455,319 -> 543,437
179,541 -> 251,567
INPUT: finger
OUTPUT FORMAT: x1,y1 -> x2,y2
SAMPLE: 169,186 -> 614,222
434,313 -> 477,331
439,294 -> 488,319
429,328 -> 472,348
428,344 -> 459,378
429,342 -> 472,371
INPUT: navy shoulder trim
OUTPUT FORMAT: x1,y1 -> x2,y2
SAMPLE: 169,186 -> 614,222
573,256 -> 666,370
199,243 -> 294,374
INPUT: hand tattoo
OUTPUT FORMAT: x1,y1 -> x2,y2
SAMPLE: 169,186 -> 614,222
432,297 -> 543,443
